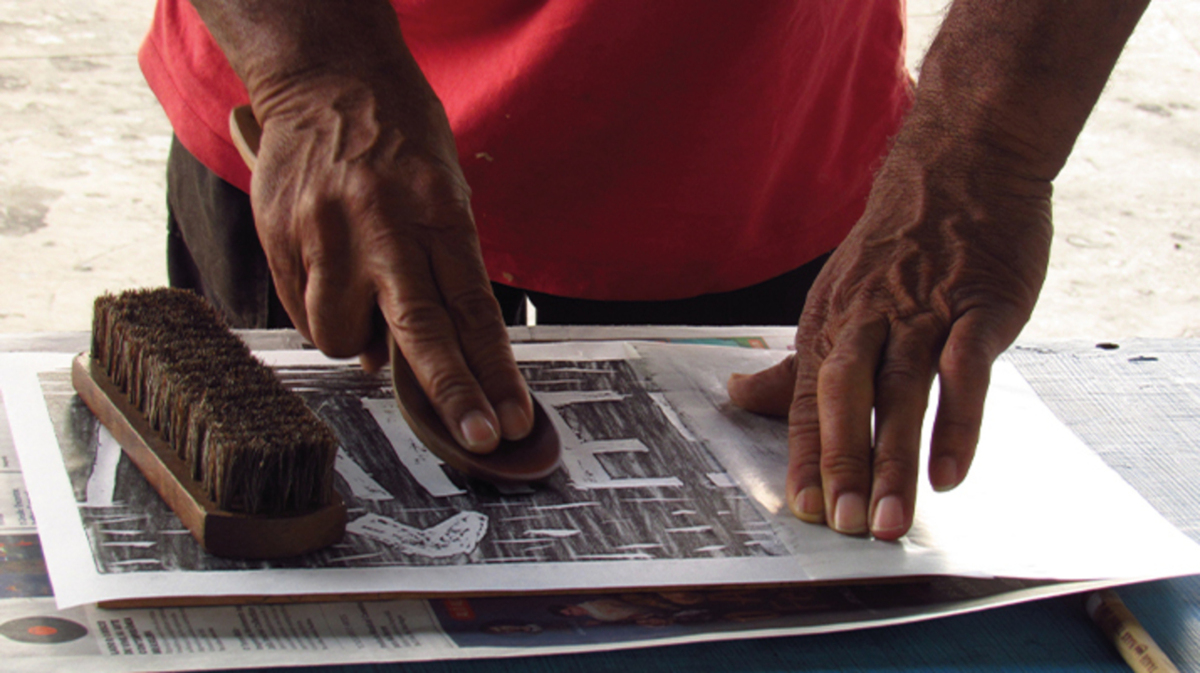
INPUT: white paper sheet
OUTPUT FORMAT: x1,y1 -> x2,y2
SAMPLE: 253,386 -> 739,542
4,343 -> 1200,611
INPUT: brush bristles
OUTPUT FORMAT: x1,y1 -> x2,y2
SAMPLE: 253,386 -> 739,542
92,288 -> 338,516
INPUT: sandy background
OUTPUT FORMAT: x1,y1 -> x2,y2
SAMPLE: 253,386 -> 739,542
1,0 -> 1196,339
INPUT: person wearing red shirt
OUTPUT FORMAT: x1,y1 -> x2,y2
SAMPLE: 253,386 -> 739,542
140,0 -> 1149,540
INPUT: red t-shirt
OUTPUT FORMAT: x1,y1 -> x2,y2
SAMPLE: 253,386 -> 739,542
140,0 -> 911,301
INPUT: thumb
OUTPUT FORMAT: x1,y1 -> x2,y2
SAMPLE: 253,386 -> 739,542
727,354 -> 798,417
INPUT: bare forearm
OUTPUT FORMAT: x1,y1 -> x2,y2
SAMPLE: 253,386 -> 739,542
908,0 -> 1150,180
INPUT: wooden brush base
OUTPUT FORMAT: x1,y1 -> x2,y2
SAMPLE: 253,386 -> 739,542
71,354 -> 347,559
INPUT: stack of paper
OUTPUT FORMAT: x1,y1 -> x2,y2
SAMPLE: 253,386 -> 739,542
2,341 -> 1197,611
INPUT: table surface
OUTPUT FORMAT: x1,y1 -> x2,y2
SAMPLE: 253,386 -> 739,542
6,332 -> 1199,672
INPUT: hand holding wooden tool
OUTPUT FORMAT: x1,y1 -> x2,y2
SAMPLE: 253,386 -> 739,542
231,106 -> 561,486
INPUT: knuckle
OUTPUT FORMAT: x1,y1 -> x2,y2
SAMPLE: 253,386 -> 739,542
943,327 -> 999,369
933,416 -> 982,452
307,309 -> 370,360
815,356 -> 852,390
787,392 -> 820,438
814,363 -> 865,408
390,301 -> 454,342
421,366 -> 479,410
301,243 -> 341,277
292,181 -> 334,226
310,332 -> 362,360
787,387 -> 819,419
388,302 -> 486,411
471,348 -> 522,393
402,155 -> 472,203
787,427 -> 822,466
937,412 -> 982,436
874,361 -> 928,392
819,334 -> 877,374
796,313 -> 836,358
446,287 -> 506,335
819,450 -> 871,480
391,157 -> 474,227
871,452 -> 918,481
340,171 -> 385,213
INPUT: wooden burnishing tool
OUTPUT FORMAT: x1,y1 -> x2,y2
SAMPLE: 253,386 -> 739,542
230,105 -> 561,486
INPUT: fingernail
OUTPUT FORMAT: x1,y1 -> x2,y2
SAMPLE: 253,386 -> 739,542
833,492 -> 868,534
871,495 -> 906,537
496,400 -> 532,440
791,486 -> 825,523
459,410 -> 499,451
931,457 -> 960,492
726,373 -> 748,394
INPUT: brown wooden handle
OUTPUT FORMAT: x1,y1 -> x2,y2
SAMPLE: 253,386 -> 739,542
389,335 -> 562,485
229,105 -> 261,171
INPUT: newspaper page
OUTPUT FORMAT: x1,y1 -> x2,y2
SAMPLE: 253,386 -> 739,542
4,342 -> 1200,612
0,572 -> 1109,673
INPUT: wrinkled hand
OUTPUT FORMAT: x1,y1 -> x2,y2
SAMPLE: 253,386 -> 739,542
728,137 -> 1053,540
249,71 -> 532,453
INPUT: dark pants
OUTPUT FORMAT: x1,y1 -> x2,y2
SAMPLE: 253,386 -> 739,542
166,136 -> 830,329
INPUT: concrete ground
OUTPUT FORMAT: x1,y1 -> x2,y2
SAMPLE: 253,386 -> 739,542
1,0 -> 1196,339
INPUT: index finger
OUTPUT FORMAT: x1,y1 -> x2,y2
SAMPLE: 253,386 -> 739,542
814,318 -> 889,535
378,250 -> 504,454
429,225 -> 533,442
371,214 -> 530,454
786,317 -> 887,532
